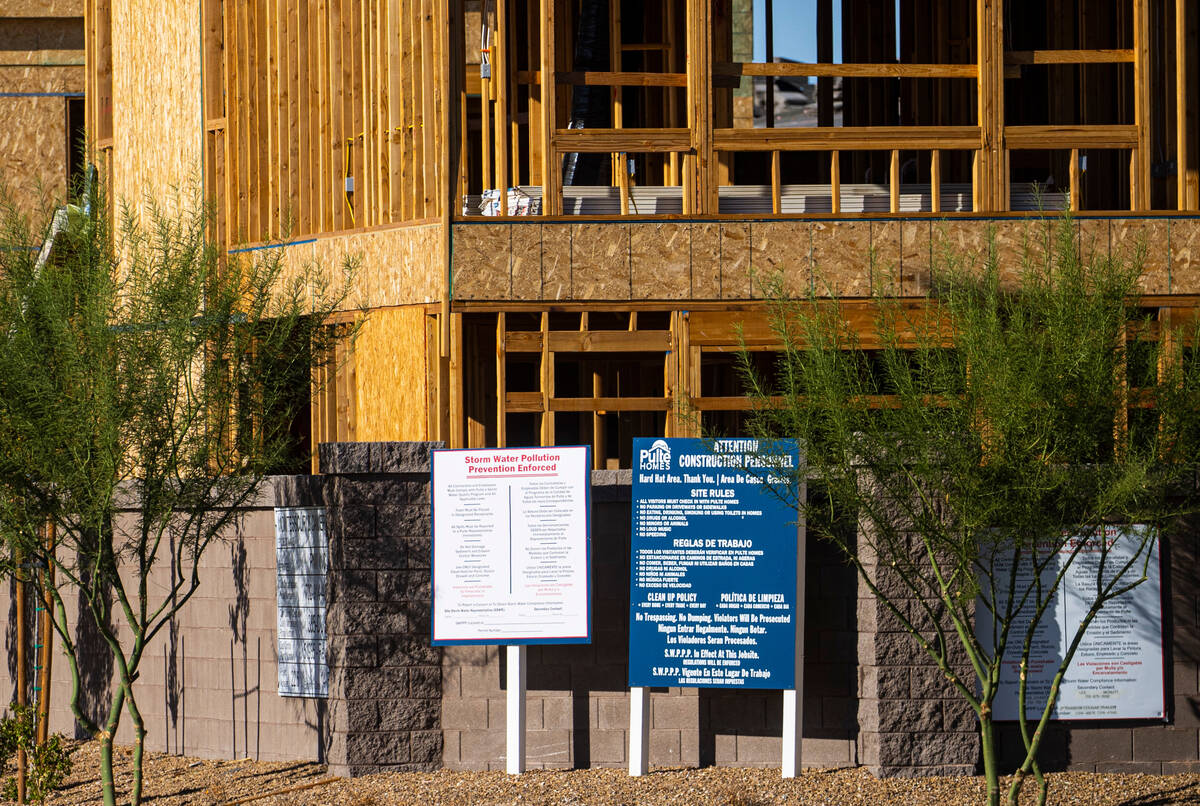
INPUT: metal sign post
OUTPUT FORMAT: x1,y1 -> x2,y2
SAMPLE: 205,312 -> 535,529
506,645 -> 527,774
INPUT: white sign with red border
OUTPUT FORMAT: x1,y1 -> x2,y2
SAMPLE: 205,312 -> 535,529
432,446 -> 591,645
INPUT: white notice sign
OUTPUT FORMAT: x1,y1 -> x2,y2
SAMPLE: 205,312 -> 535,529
979,525 -> 1164,720
432,447 -> 591,645
275,507 -> 329,698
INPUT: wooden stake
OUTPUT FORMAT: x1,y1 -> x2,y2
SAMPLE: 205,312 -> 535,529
771,150 -> 781,214
1133,0 -> 1151,210
1069,148 -> 1080,212
930,149 -> 941,213
15,549 -> 26,804
539,0 -> 560,214
1177,0 -> 1192,210
830,150 -> 840,214
35,521 -> 55,748
890,148 -> 900,213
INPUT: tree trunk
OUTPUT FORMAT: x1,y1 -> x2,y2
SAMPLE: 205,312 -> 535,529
125,683 -> 147,806
979,711 -> 1000,806
98,688 -> 125,806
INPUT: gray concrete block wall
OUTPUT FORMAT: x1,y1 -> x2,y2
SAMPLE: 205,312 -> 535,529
0,475 -> 328,762
320,441 -> 444,777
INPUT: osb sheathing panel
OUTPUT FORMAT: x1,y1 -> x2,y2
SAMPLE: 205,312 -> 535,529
4,0 -> 82,16
720,222 -> 752,298
354,306 -> 430,441
871,221 -> 902,297
510,224 -> 542,300
273,223 -> 441,311
691,222 -> 722,298
1077,218 -> 1110,266
454,223 -> 511,300
989,219 -> 1055,287
812,220 -> 870,298
541,223 -> 572,299
111,0 -> 201,209
0,64 -> 83,93
631,222 -> 691,300
1112,219 -> 1169,295
751,221 -> 807,298
933,220 -> 990,277
900,220 -> 932,296
1170,220 -> 1200,294
572,223 -> 630,299
0,96 -> 66,223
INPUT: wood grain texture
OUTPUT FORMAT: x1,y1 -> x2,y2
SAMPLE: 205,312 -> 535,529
1169,219 -> 1200,294
0,96 -> 67,224
751,220 -> 807,298
111,0 -> 202,209
630,222 -> 691,299
451,222 -> 511,299
541,222 -> 571,300
354,305 -> 430,440
811,221 -> 870,298
571,222 -> 630,299
900,220 -> 932,297
1111,218 -> 1169,294
691,221 -> 722,299
510,222 -> 543,301
720,221 -> 751,298
870,221 -> 901,297
1076,218 -> 1109,267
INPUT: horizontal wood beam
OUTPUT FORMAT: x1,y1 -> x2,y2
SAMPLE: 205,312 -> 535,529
505,393 -> 671,412
713,126 -> 982,152
719,61 -> 977,79
1005,49 -> 1134,65
558,70 -> 687,87
554,127 -> 691,153
1005,124 -> 1139,149
505,330 -> 673,352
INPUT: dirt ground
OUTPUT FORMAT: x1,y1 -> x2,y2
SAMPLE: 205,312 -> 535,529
27,741 -> 1200,805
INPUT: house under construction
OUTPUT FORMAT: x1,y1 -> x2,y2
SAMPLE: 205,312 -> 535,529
77,0 -> 1200,471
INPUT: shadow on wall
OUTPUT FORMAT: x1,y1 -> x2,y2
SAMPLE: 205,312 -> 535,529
74,555 -> 115,739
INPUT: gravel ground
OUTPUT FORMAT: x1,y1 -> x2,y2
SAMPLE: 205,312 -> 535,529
31,741 -> 1200,806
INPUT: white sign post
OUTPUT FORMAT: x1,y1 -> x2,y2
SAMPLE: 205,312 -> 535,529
432,446 -> 591,774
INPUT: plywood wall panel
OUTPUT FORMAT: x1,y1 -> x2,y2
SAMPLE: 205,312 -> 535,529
933,221 -> 990,278
510,223 -> 543,301
0,65 -> 83,93
691,221 -> 722,299
720,222 -> 751,298
0,96 -> 66,222
1077,218 -> 1110,267
5,1 -> 83,16
1112,218 -> 1169,295
751,221 -> 807,298
631,222 -> 691,299
900,220 -> 932,297
572,223 -> 630,299
111,0 -> 202,208
541,223 -> 572,300
811,220 -> 870,298
353,305 -> 430,441
1169,219 -> 1200,294
452,222 -> 511,300
871,221 -> 902,297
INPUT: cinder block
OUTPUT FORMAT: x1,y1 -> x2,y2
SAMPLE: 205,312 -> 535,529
590,728 -> 626,764
652,695 -> 699,730
1068,729 -> 1133,763
458,725 -> 505,766
527,729 -> 572,767
596,696 -> 628,731
648,729 -> 683,766
1133,727 -> 1198,762
1094,761 -> 1162,774
541,696 -> 574,730
440,697 -> 488,731
736,733 -> 782,766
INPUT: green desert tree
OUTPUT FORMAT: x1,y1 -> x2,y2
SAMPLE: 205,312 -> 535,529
735,219 -> 1200,806
0,180 -> 354,806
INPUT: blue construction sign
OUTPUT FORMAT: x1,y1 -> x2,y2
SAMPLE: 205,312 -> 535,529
628,437 -> 801,689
